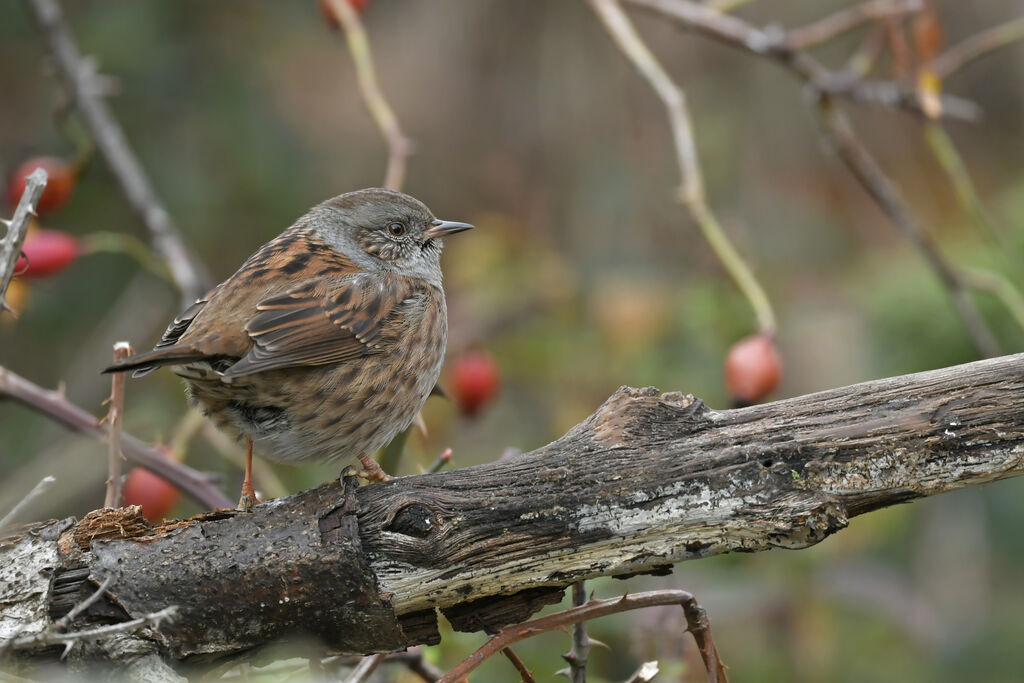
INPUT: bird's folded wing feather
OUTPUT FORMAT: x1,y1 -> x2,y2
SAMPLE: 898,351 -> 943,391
222,272 -> 415,377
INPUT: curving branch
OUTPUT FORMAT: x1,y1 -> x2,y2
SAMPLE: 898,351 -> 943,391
2,353 -> 1021,669
23,0 -> 209,304
324,0 -> 412,191
0,365 -> 232,511
588,0 -> 777,334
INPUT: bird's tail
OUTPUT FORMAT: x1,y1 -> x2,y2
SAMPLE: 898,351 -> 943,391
102,344 -> 210,378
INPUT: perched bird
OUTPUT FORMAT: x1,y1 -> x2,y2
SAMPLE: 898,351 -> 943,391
104,188 -> 473,509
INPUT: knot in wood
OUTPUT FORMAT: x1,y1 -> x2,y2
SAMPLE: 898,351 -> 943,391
386,503 -> 436,538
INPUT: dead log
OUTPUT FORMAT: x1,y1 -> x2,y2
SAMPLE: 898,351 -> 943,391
2,353 -> 1022,670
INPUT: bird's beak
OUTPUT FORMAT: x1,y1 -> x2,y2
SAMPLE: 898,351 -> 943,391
424,219 -> 474,239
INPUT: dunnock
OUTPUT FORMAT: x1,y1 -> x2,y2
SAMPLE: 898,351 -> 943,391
105,188 -> 473,509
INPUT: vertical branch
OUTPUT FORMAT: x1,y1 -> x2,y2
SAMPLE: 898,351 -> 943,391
501,647 -> 536,683
587,0 -> 777,333
325,0 -> 412,191
24,0 -> 208,305
813,97 -> 1000,358
103,342 -> 132,508
0,169 -> 48,315
564,582 -> 589,682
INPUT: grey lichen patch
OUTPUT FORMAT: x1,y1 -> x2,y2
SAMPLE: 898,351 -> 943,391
0,524 -> 60,642
802,445 -> 1024,495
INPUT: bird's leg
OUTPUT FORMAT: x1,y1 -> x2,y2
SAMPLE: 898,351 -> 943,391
355,452 -> 393,482
237,436 -> 261,511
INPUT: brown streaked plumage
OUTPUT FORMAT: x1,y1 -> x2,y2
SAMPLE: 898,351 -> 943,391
104,188 -> 473,509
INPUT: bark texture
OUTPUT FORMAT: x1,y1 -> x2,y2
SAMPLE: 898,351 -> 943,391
2,354 -> 1022,669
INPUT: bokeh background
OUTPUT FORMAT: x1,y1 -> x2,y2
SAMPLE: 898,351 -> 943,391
2,1 -> 1024,681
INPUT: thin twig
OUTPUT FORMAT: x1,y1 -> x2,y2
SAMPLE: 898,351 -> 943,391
24,0 -> 208,304
325,0 -> 411,191
922,122 -> 1001,243
439,590 -> 727,683
960,268 -> 1024,335
501,647 -> 536,683
786,0 -> 923,51
588,0 -> 777,333
0,365 -> 232,510
624,0 -> 981,121
104,342 -> 131,508
564,582 -> 589,683
323,649 -> 443,683
0,475 -> 56,529
51,576 -> 114,633
343,653 -> 385,683
5,606 -> 178,658
0,168 -> 47,316
424,447 -> 453,474
814,97 -> 1000,357
929,15 -> 1024,80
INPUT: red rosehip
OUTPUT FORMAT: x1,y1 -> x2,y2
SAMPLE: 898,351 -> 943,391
724,333 -> 782,406
15,229 -> 80,279
317,0 -> 368,29
123,464 -> 182,523
452,351 -> 501,418
6,157 -> 78,214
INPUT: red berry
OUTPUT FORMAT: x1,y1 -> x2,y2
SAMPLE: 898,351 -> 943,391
317,0 -> 368,29
452,351 -> 501,418
123,463 -> 182,523
724,333 -> 782,405
15,230 -> 80,279
6,157 -> 78,214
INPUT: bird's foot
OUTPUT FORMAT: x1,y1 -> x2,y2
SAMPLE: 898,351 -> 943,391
355,452 -> 393,482
237,481 -> 261,512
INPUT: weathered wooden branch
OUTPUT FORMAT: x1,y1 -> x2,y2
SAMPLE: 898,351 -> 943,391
2,354 -> 1022,672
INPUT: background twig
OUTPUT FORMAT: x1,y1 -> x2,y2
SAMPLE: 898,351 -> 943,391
24,0 -> 208,304
928,15 -> 1024,80
0,475 -> 55,529
588,0 -> 777,334
814,97 -> 1000,357
324,0 -> 411,191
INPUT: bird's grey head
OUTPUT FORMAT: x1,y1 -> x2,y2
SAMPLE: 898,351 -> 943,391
306,188 -> 472,284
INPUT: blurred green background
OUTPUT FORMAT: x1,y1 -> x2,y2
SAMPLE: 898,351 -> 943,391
2,1 -> 1024,681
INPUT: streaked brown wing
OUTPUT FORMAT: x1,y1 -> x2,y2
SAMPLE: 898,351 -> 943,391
125,286 -> 220,377
222,272 -> 414,377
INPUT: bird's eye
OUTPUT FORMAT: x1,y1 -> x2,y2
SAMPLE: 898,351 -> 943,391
388,222 -> 406,237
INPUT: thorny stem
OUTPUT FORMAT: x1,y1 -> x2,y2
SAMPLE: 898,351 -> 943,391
439,590 -> 727,683
0,169 -> 47,316
0,365 -> 232,510
566,582 -> 589,683
501,647 -> 536,683
325,0 -> 411,191
103,342 -> 131,508
4,606 -> 178,657
588,0 -> 777,333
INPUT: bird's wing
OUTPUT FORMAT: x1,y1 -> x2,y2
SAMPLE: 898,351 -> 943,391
111,286 -> 220,377
222,272 -> 416,377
